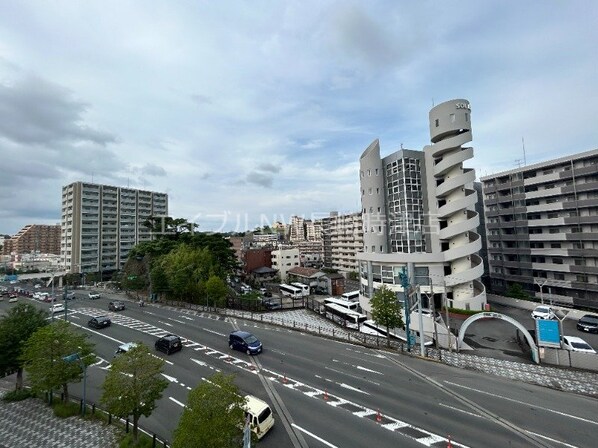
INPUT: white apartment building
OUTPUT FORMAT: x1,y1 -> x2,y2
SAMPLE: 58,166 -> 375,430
358,99 -> 486,311
329,212 -> 363,274
61,182 -> 168,274
271,246 -> 300,282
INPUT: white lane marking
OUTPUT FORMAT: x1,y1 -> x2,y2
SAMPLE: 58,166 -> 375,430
267,368 -> 468,447
291,423 -> 339,448
158,321 -> 173,327
68,321 -> 124,344
161,373 -> 179,383
169,397 -> 186,408
438,402 -> 483,419
338,383 -> 369,395
526,431 -> 580,448
268,348 -> 286,355
202,327 -> 227,337
167,317 -> 187,324
181,315 -> 194,321
356,365 -> 383,375
444,380 -> 598,426
324,366 -> 381,386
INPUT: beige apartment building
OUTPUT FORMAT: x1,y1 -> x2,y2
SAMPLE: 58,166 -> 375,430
2,224 -> 61,256
61,182 -> 168,274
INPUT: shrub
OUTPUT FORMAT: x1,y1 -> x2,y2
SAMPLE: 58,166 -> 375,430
53,401 -> 80,418
119,432 -> 154,448
2,389 -> 33,402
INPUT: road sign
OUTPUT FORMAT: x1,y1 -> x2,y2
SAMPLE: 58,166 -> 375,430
536,319 -> 561,348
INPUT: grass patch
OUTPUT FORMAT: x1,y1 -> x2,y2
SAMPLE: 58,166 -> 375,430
119,432 -> 154,448
53,401 -> 81,418
2,388 -> 33,402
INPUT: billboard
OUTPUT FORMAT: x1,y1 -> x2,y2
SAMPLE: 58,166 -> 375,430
536,319 -> 561,348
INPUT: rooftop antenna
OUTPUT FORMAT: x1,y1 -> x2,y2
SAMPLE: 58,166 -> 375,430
432,98 -> 435,107
515,159 -> 523,168
91,172 -> 94,183
522,137 -> 527,166
400,143 -> 404,149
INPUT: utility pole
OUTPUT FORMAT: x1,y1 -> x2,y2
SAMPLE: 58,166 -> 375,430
400,266 -> 412,351
429,279 -> 439,349
416,285 -> 425,356
443,281 -> 451,352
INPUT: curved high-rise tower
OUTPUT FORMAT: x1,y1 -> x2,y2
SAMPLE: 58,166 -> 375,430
425,99 -> 486,309
358,99 -> 486,314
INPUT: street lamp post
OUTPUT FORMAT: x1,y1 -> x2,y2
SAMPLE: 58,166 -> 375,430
534,278 -> 548,304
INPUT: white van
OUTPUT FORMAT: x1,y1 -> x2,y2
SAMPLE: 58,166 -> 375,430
244,395 -> 274,440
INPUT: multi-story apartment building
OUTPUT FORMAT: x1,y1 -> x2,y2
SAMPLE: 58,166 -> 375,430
289,216 -> 305,242
321,212 -> 364,274
270,246 -> 300,282
2,224 -> 61,255
481,149 -> 598,310
61,182 -> 168,274
319,212 -> 337,267
358,99 -> 486,311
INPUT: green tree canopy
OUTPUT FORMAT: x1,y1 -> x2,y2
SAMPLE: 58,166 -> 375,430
172,373 -> 246,448
506,283 -> 530,300
0,303 -> 48,390
205,275 -> 228,307
21,320 -> 94,402
370,286 -> 404,347
101,343 -> 168,443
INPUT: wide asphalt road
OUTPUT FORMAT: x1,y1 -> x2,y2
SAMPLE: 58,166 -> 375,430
1,290 -> 596,448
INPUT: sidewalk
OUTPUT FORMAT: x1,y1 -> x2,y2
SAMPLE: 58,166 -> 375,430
0,377 -> 119,448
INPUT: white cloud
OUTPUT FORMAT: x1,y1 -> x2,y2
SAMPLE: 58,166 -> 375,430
1,1 -> 597,235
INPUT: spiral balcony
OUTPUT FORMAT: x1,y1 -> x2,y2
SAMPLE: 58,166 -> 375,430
428,99 -> 486,310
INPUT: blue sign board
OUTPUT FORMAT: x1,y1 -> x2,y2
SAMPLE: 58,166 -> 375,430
536,319 -> 561,348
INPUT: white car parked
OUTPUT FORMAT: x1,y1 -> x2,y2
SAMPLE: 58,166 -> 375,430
561,336 -> 596,354
50,303 -> 65,314
531,305 -> 556,320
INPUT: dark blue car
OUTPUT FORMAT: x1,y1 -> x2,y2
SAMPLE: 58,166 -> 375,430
229,330 -> 262,355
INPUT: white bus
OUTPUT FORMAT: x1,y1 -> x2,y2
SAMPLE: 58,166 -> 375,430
291,282 -> 310,297
324,297 -> 360,312
341,290 -> 360,302
324,303 -> 367,329
279,284 -> 303,300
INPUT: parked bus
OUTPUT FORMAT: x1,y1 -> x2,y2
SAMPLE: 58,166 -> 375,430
341,290 -> 360,302
290,282 -> 310,297
323,297 -> 360,312
279,284 -> 303,300
324,302 -> 367,329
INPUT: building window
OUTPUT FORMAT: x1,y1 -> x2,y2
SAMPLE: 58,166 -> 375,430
435,119 -> 439,127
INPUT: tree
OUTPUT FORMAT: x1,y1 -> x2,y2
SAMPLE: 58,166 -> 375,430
21,320 -> 94,402
101,343 -> 168,443
172,373 -> 246,448
205,275 -> 228,307
506,283 -> 530,300
370,286 -> 404,347
0,303 -> 48,390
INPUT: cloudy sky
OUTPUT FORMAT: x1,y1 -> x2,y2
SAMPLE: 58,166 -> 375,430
1,1 -> 597,235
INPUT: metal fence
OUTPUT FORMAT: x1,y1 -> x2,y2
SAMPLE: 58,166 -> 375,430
540,347 -> 598,371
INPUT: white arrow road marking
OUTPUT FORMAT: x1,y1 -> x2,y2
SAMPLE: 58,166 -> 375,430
356,365 -> 383,375
526,431 -> 580,448
161,373 -> 179,383
338,383 -> 370,395
181,316 -> 194,321
191,358 -> 208,367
